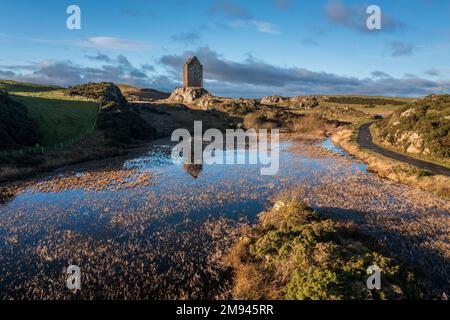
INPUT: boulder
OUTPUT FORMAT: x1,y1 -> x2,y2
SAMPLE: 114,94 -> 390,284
260,95 -> 289,105
67,82 -> 128,106
168,87 -> 210,104
397,131 -> 425,155
260,95 -> 319,109
289,96 -> 319,109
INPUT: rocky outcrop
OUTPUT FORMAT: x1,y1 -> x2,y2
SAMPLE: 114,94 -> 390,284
289,96 -> 319,109
168,87 -> 210,104
195,96 -> 220,110
375,94 -> 450,159
68,82 -> 155,145
260,95 -> 319,109
260,95 -> 289,105
67,82 -> 128,106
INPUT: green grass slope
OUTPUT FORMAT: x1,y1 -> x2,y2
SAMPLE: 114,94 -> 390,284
320,95 -> 413,117
1,80 -> 98,147
12,95 -> 98,146
0,80 -> 61,93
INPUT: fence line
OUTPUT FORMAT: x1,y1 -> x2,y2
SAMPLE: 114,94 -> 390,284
0,117 -> 98,158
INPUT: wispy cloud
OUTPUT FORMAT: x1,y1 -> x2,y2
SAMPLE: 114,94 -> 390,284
0,54 -> 164,89
85,52 -> 112,63
0,34 -> 151,51
209,0 -> 252,19
424,68 -> 440,77
371,71 -> 392,78
171,31 -> 202,45
301,38 -> 319,46
80,37 -> 150,51
385,41 -> 415,57
275,0 -> 293,11
231,20 -> 281,34
209,0 -> 280,35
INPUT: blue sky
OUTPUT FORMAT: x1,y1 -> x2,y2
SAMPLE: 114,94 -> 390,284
0,0 -> 449,97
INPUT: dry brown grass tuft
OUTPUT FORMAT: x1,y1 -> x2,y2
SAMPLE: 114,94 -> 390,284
243,113 -> 278,130
287,114 -> 340,139
32,170 -> 154,193
231,263 -> 267,300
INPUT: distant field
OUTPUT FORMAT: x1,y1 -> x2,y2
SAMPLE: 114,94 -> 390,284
1,80 -> 99,146
0,80 -> 61,93
320,95 -> 414,116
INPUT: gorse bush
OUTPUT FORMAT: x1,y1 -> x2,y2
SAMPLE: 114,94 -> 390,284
225,197 -> 428,300
375,94 -> 450,159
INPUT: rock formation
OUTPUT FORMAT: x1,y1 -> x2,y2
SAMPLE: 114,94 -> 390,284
260,95 -> 319,109
168,87 -> 210,105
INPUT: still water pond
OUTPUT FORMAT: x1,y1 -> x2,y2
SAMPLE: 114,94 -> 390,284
0,138 -> 448,299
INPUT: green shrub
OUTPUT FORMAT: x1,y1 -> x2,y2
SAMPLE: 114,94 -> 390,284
376,94 -> 450,159
226,199 -> 429,300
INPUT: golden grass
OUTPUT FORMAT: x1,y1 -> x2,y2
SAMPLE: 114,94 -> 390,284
243,113 -> 278,130
290,115 -> 327,133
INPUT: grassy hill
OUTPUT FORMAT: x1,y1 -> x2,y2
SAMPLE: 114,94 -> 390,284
0,80 -> 61,93
0,80 -> 98,147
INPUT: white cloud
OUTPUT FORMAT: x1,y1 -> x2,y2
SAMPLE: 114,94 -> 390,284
80,37 -> 151,51
231,20 -> 281,34
0,34 -> 151,52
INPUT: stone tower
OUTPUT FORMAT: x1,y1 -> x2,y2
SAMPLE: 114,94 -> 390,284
183,56 -> 203,88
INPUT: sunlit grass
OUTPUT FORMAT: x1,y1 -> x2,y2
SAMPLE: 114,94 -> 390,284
2,81 -> 99,146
